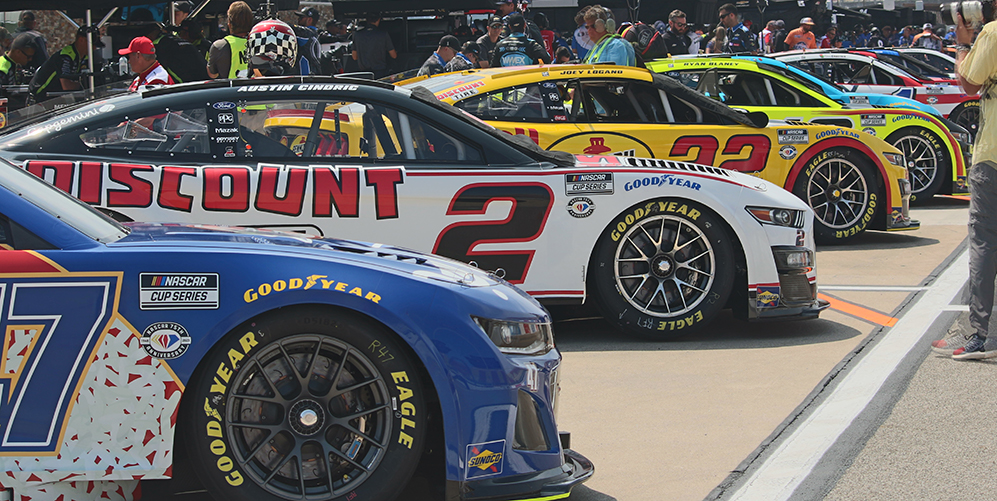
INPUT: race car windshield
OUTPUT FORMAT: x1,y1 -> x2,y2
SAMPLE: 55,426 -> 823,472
0,158 -> 129,243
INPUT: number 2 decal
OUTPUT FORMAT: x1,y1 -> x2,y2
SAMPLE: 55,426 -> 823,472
433,183 -> 554,283
0,276 -> 118,452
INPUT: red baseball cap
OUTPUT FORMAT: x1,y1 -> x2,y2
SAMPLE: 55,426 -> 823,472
118,36 -> 155,55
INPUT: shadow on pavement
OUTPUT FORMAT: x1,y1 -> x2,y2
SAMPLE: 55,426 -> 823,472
551,309 -> 864,352
566,484 -> 619,500
821,230 -> 939,250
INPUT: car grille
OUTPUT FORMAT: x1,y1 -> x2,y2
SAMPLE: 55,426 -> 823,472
779,272 -> 815,304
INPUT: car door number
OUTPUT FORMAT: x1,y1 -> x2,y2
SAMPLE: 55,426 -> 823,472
669,134 -> 771,173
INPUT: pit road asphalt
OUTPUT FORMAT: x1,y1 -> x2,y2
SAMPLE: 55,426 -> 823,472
559,197 -> 991,501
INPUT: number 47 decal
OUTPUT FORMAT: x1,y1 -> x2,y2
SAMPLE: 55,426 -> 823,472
0,276 -> 118,453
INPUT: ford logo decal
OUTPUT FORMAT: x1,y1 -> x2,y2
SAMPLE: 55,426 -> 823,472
212,101 -> 236,110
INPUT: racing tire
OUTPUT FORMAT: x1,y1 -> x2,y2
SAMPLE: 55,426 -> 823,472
887,126 -> 948,203
591,198 -> 734,340
793,147 -> 878,245
949,100 -> 980,143
182,306 -> 426,501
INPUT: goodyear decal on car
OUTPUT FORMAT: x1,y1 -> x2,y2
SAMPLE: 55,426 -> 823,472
624,174 -> 701,192
466,439 -> 505,479
891,114 -> 932,124
244,275 -> 383,304
140,273 -> 219,310
777,128 -> 809,144
815,128 -> 860,140
565,173 -> 614,195
756,287 -> 780,309
860,114 -> 886,127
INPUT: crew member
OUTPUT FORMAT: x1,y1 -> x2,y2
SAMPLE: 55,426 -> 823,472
119,36 -> 174,91
582,6 -> 634,66
785,17 -> 817,51
661,9 -> 693,56
207,1 -> 254,78
0,34 -> 36,86
29,26 -> 98,100
476,15 -> 504,67
444,41 -> 481,72
14,11 -> 47,67
492,13 -> 549,66
718,3 -> 758,54
418,35 -> 462,76
352,13 -> 397,78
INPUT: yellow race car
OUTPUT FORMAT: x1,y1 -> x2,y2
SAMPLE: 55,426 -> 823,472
400,65 -> 917,244
646,55 -> 972,201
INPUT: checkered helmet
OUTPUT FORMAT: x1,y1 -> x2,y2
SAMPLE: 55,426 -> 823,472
247,19 -> 297,67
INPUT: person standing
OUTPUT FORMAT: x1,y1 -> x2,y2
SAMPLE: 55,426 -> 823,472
867,27 -> 885,47
784,17 -> 817,50
207,1 -> 254,79
444,42 -> 481,72
29,26 -> 97,99
718,3 -> 758,54
492,13 -> 550,67
171,1 -> 193,26
418,35 -> 462,76
913,23 -> 943,51
0,34 -> 36,86
932,13 -> 997,359
582,6 -> 634,66
572,6 -> 594,61
14,11 -> 47,68
476,15 -> 504,67
351,13 -> 398,79
761,20 -> 776,53
819,26 -> 840,48
771,20 -> 788,52
661,10 -> 693,56
119,37 -> 174,91
705,26 -> 726,54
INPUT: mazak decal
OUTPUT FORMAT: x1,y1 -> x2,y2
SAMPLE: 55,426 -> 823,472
777,129 -> 809,144
140,321 -> 191,359
779,145 -> 797,160
466,440 -> 505,479
140,273 -> 219,310
756,287 -> 780,309
566,197 -> 595,218
565,173 -> 614,195
623,174 -> 702,192
860,114 -> 886,127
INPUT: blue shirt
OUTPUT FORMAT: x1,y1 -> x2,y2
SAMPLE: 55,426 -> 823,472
724,23 -> 759,53
585,34 -> 635,66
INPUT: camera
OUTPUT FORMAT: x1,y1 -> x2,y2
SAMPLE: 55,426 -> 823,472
941,1 -> 996,28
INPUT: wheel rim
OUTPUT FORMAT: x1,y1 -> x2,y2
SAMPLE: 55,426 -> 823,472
893,135 -> 938,195
805,157 -> 869,229
953,105 -> 980,141
226,334 -> 392,500
614,214 -> 715,316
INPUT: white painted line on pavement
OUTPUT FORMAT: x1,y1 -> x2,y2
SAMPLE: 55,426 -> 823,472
943,305 -> 970,312
728,248 -> 970,501
819,285 -> 928,292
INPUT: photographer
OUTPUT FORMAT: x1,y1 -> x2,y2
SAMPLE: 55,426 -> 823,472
936,6 -> 997,358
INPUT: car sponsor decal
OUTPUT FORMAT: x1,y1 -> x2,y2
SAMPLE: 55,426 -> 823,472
624,174 -> 702,192
777,128 -> 809,144
140,321 -> 192,359
549,132 -> 654,158
815,128 -> 860,140
244,275 -> 383,304
466,439 -> 505,479
890,113 -> 932,124
565,173 -> 614,195
217,112 -> 234,124
566,197 -> 595,218
28,103 -> 114,135
860,114 -> 886,127
438,80 -> 485,100
756,286 -> 780,309
22,161 -> 405,220
925,87 -> 944,94
212,101 -> 236,110
779,144 -> 797,160
863,127 -> 876,136
849,95 -> 870,105
140,273 -> 219,310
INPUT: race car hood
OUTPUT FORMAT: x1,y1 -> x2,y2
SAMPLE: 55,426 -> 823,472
112,223 -> 503,288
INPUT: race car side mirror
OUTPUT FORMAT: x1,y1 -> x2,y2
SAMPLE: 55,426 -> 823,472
746,111 -> 768,128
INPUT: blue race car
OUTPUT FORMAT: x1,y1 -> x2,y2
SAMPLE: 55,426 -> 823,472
0,157 -> 591,501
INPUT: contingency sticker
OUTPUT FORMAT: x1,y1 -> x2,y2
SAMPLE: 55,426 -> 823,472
756,286 -> 780,309
777,129 -> 809,144
565,172 -> 614,195
850,95 -> 870,106
140,273 -> 220,310
140,321 -> 192,359
466,439 -> 505,479
860,114 -> 886,127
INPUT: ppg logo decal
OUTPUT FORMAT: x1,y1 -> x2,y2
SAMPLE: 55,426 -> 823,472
218,112 -> 235,124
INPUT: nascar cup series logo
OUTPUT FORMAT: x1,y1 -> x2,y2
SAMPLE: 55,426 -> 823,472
140,322 -> 192,359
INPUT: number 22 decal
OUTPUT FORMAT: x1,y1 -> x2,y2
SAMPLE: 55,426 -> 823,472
0,276 -> 118,453
433,183 -> 554,283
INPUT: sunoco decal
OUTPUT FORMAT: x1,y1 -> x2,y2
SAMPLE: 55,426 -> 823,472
756,286 -> 780,309
466,440 -> 505,479
140,322 -> 192,359
567,197 -> 595,218
140,273 -> 219,310
565,173 -> 614,195
777,128 -> 809,144
860,114 -> 886,127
